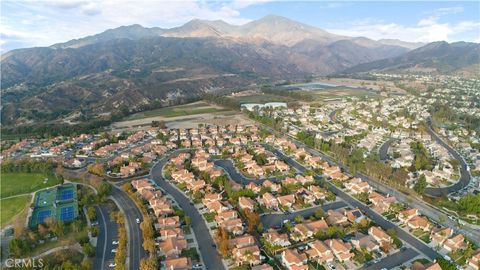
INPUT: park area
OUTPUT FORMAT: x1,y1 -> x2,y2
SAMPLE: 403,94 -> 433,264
1,172 -> 62,198
0,195 -> 31,227
0,172 -> 62,226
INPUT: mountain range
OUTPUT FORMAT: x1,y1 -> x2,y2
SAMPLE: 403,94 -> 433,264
1,15 -> 478,127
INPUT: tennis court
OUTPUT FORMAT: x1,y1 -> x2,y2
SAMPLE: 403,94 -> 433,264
35,189 -> 56,207
29,184 -> 79,227
57,185 -> 76,202
57,204 -> 78,222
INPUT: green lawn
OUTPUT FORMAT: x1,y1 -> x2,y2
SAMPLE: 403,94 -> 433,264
1,173 -> 62,198
123,102 -> 230,120
0,195 -> 31,226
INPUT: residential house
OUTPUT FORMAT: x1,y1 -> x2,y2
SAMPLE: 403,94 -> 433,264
160,238 -> 188,258
326,209 -> 348,226
160,228 -> 184,240
232,245 -> 262,266
430,227 -> 453,246
263,229 -> 291,247
281,249 -> 308,270
259,192 -> 278,210
467,249 -> 480,270
277,194 -> 296,209
406,216 -> 431,232
398,208 -> 419,223
368,226 -> 392,246
230,234 -> 256,249
157,216 -> 180,229
291,219 -> 329,241
325,239 -> 354,262
239,197 -> 256,211
345,208 -> 365,223
306,240 -> 335,263
350,232 -> 380,253
443,234 -> 465,252
165,257 -> 191,270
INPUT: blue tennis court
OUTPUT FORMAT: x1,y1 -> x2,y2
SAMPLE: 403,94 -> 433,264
37,210 -> 52,223
59,206 -> 75,221
59,189 -> 74,200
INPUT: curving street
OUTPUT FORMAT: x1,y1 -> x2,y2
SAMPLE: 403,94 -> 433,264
110,186 -> 146,270
150,153 -> 226,270
378,138 -> 396,161
424,119 -> 472,196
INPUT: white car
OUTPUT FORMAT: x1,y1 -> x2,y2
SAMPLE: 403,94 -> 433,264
192,264 -> 203,269
136,218 -> 140,224
111,249 -> 117,253
108,262 -> 116,267
112,240 -> 119,245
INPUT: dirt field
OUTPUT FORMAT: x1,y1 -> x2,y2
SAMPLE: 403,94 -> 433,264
110,102 -> 253,132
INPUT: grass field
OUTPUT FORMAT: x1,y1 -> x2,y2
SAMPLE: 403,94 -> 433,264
230,94 -> 292,104
0,195 -> 31,227
123,102 -> 230,121
1,173 -> 62,198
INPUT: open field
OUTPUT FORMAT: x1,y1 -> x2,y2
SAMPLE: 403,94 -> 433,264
294,88 -> 380,101
1,173 -> 62,198
123,101 -> 229,121
111,101 -> 253,132
0,195 -> 31,227
229,93 -> 292,104
320,78 -> 407,94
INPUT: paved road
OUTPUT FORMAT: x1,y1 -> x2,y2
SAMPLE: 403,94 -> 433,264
110,186 -> 146,270
270,147 -> 441,260
261,201 -> 347,229
361,248 -> 418,270
150,154 -> 225,270
213,159 -> 281,185
259,124 -> 480,245
329,109 -> 341,122
92,204 -> 119,270
424,119 -> 472,197
378,138 -> 396,161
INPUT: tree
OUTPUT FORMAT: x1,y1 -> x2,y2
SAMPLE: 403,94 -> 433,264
244,209 -> 261,233
87,206 -> 96,221
215,227 -> 230,257
314,208 -> 325,219
82,243 -> 96,257
184,216 -> 192,226
140,256 -> 158,270
414,174 -> 427,194
88,163 -> 105,176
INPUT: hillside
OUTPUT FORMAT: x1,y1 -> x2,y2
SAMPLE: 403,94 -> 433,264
342,41 -> 480,74
0,15 -> 434,127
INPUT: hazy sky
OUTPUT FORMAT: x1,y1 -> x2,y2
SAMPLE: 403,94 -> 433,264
2,1 -> 479,52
